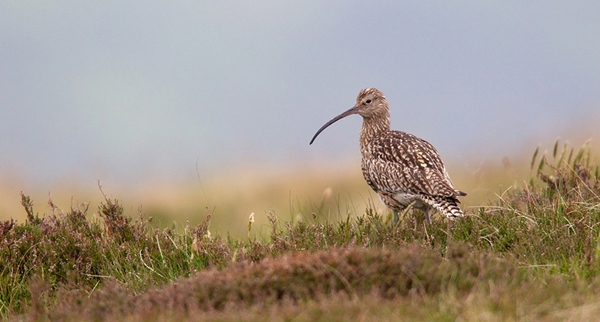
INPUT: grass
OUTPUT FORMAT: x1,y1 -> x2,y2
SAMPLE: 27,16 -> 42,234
1,142 -> 600,321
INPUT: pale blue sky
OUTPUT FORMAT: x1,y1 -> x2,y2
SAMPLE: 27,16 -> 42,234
1,1 -> 599,187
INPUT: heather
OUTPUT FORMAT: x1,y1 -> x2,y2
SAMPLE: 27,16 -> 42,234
2,144 -> 600,321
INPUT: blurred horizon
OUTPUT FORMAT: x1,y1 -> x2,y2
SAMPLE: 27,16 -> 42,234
2,138 -> 597,237
1,1 -> 600,228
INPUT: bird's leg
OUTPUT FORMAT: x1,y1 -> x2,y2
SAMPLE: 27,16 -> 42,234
393,210 -> 399,226
424,208 -> 432,225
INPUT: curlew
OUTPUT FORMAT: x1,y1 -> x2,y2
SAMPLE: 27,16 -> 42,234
310,88 -> 466,224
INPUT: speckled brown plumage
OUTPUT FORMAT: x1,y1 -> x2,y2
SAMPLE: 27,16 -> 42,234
310,88 -> 466,224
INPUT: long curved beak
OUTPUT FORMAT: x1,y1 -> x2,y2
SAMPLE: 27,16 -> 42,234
309,106 -> 359,145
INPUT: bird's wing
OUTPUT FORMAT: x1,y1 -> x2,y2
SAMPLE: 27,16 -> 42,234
363,131 -> 459,198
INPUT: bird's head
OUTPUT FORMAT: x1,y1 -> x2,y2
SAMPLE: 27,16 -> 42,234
309,88 -> 389,145
353,88 -> 389,118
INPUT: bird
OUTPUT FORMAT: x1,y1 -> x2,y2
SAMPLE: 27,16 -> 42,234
309,88 -> 466,225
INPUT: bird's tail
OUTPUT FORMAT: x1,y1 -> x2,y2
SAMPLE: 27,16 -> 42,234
425,195 -> 464,219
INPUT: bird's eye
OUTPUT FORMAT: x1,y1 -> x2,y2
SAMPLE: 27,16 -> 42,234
365,99 -> 372,104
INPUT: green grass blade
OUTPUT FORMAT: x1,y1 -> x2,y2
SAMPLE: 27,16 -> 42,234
531,147 -> 539,171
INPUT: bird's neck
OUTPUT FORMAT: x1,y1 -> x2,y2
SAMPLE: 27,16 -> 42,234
359,113 -> 391,153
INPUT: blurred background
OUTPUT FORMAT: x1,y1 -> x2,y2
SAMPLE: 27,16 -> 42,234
1,1 -> 599,237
